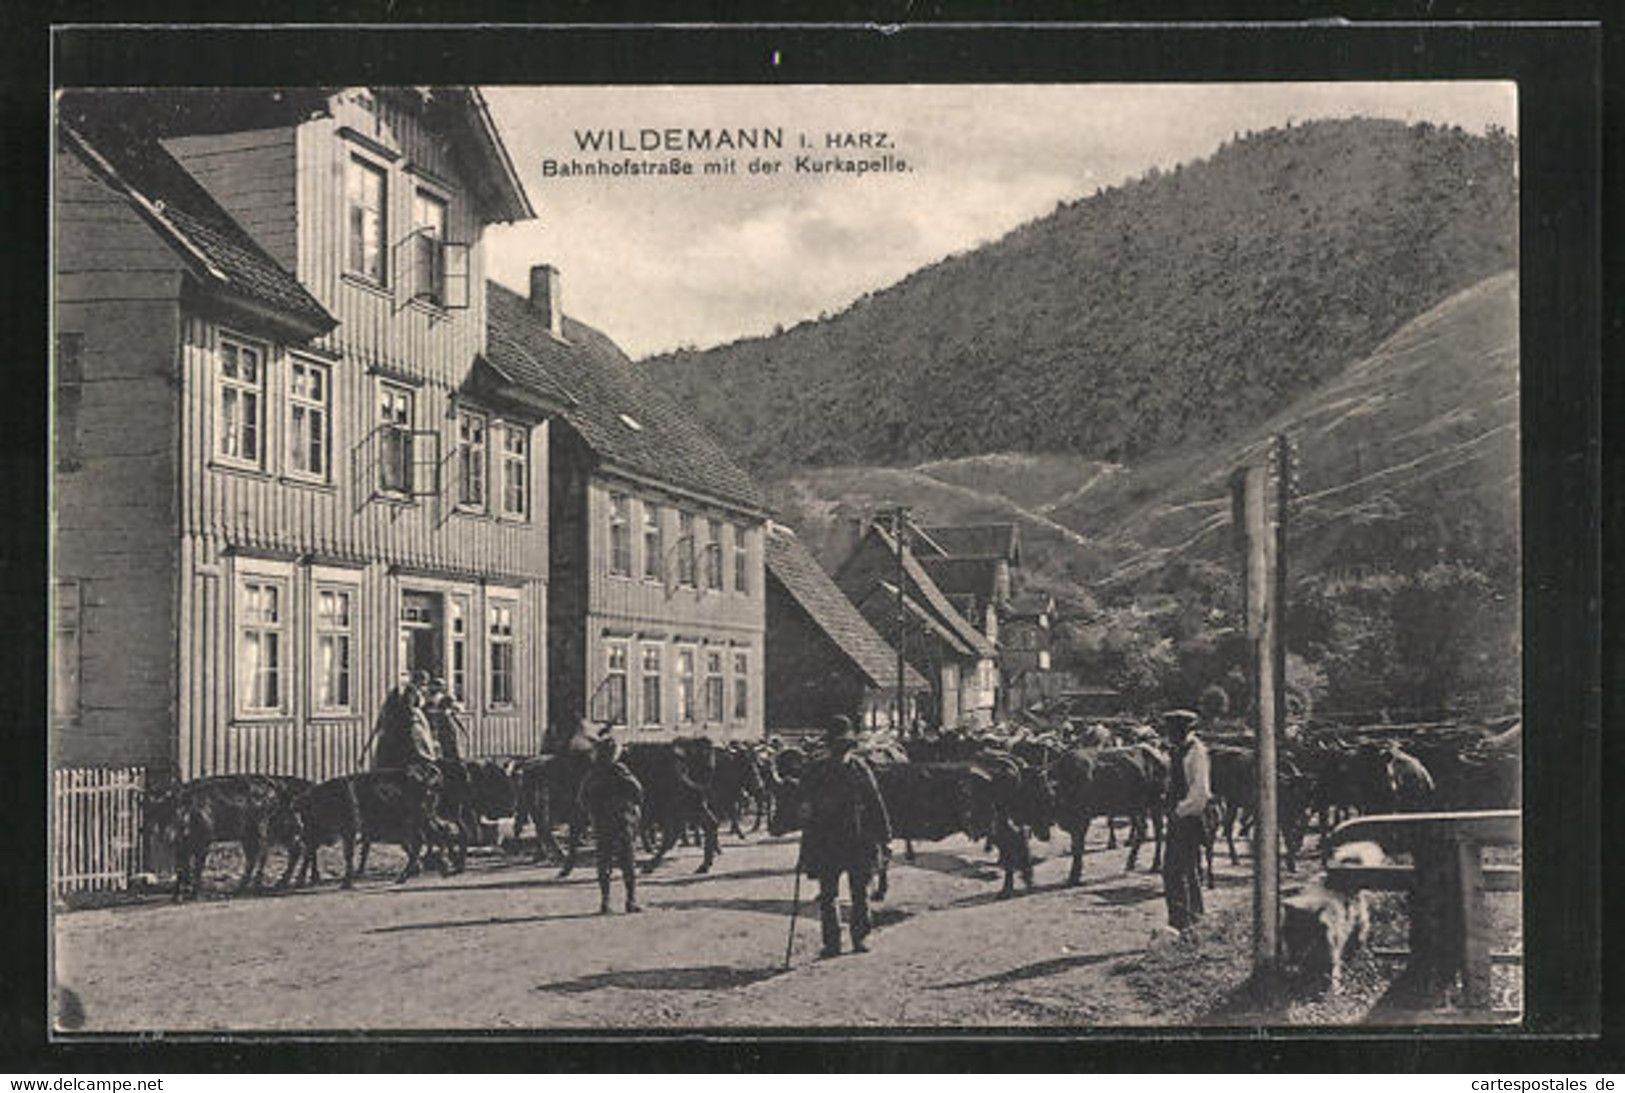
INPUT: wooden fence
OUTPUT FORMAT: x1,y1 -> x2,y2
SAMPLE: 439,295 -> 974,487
53,766 -> 149,896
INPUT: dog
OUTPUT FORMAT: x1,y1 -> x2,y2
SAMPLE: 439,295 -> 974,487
1279,840 -> 1386,994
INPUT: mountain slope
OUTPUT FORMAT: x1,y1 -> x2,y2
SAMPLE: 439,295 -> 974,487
774,271 -> 1519,602
648,118 -> 1516,475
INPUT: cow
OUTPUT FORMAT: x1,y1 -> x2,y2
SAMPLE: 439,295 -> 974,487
282,765 -> 455,887
619,740 -> 720,875
712,742 -> 768,840
767,754 -> 1046,901
512,751 -> 592,863
1047,744 -> 1167,886
145,774 -> 309,901
1206,743 -> 1314,875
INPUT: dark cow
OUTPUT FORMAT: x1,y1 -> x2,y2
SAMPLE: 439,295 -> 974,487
145,774 -> 309,901
768,755 -> 1042,900
282,765 -> 454,887
711,742 -> 768,840
1047,744 -> 1167,885
512,752 -> 587,862
621,740 -> 720,874
1206,743 -> 1314,875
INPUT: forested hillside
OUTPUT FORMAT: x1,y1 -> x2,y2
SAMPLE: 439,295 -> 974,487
648,118 -> 1516,475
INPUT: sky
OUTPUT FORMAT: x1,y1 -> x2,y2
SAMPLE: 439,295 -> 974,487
483,82 -> 1515,360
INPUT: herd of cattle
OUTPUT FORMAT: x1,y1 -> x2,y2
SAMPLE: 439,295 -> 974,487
141,717 -> 1521,904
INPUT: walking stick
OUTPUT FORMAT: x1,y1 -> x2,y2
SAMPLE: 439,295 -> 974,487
783,861 -> 803,969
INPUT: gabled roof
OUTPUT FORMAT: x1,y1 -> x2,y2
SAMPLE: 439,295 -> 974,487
866,523 -> 997,659
862,581 -> 976,658
765,525 -> 927,693
58,94 -> 336,338
921,523 -> 1022,562
917,555 -> 1001,601
486,283 -> 766,515
59,87 -> 533,225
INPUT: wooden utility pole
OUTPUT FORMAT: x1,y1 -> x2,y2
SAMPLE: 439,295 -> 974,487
1236,435 -> 1290,977
889,505 -> 911,732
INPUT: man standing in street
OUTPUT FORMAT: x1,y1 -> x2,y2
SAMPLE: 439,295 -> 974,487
797,716 -> 892,958
565,732 -> 645,914
1160,707 -> 1211,939
424,677 -> 465,761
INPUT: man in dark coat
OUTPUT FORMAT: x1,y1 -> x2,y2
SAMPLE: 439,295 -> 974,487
564,733 -> 645,914
797,716 -> 892,957
1160,708 -> 1211,937
423,677 -> 465,761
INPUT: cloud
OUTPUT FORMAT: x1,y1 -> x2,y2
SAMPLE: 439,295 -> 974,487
483,82 -> 1514,357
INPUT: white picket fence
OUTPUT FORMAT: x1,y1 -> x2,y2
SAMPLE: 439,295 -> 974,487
53,766 -> 149,896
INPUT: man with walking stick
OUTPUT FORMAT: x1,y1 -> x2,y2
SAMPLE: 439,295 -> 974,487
791,716 -> 892,959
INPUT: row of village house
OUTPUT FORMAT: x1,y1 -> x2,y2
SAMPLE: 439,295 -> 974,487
50,87 -> 1070,885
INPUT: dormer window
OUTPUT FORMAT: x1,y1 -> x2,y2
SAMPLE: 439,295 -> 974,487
347,156 -> 387,284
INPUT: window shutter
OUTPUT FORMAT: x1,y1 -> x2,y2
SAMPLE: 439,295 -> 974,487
443,243 -> 470,309
410,429 -> 442,497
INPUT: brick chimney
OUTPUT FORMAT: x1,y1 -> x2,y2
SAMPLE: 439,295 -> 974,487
529,263 -> 564,337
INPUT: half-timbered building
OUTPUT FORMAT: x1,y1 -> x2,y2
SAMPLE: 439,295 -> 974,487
53,87 -> 553,887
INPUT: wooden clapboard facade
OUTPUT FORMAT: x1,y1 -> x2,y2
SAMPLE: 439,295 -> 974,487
54,87 -> 553,788
483,276 -> 770,745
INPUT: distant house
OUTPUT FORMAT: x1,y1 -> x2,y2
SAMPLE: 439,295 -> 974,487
834,521 -> 999,729
491,268 -> 769,745
764,523 -> 928,734
1001,591 -> 1075,713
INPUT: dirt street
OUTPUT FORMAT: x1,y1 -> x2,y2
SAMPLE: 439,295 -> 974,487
55,825 -> 1253,1031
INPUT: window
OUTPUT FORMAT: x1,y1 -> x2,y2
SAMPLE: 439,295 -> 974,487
448,595 -> 469,704
377,382 -> 414,494
608,493 -> 632,576
704,650 -> 725,722
640,644 -> 662,726
498,424 -> 529,519
53,580 -> 81,721
288,358 -> 331,481
488,600 -> 515,708
605,642 -> 628,726
313,584 -> 353,712
677,511 -> 697,587
676,647 -> 696,723
642,503 -> 663,581
733,651 -> 749,720
411,189 -> 447,304
56,333 -> 83,473
733,525 -> 748,594
456,410 -> 486,509
705,519 -> 724,590
346,156 -> 386,283
236,573 -> 288,714
217,336 -> 265,468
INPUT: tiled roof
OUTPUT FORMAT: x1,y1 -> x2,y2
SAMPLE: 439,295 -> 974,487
766,525 -> 927,693
921,523 -> 1022,561
58,93 -> 335,336
917,555 -> 1001,600
869,524 -> 997,659
486,283 -> 766,514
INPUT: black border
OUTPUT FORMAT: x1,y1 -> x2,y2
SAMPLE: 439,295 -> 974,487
6,13 -> 1612,1072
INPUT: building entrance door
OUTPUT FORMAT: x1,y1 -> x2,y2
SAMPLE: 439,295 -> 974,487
399,591 -> 444,683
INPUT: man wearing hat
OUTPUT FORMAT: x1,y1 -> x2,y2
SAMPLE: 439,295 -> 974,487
797,715 -> 892,957
423,677 -> 465,761
565,731 -> 645,914
1160,707 -> 1211,936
